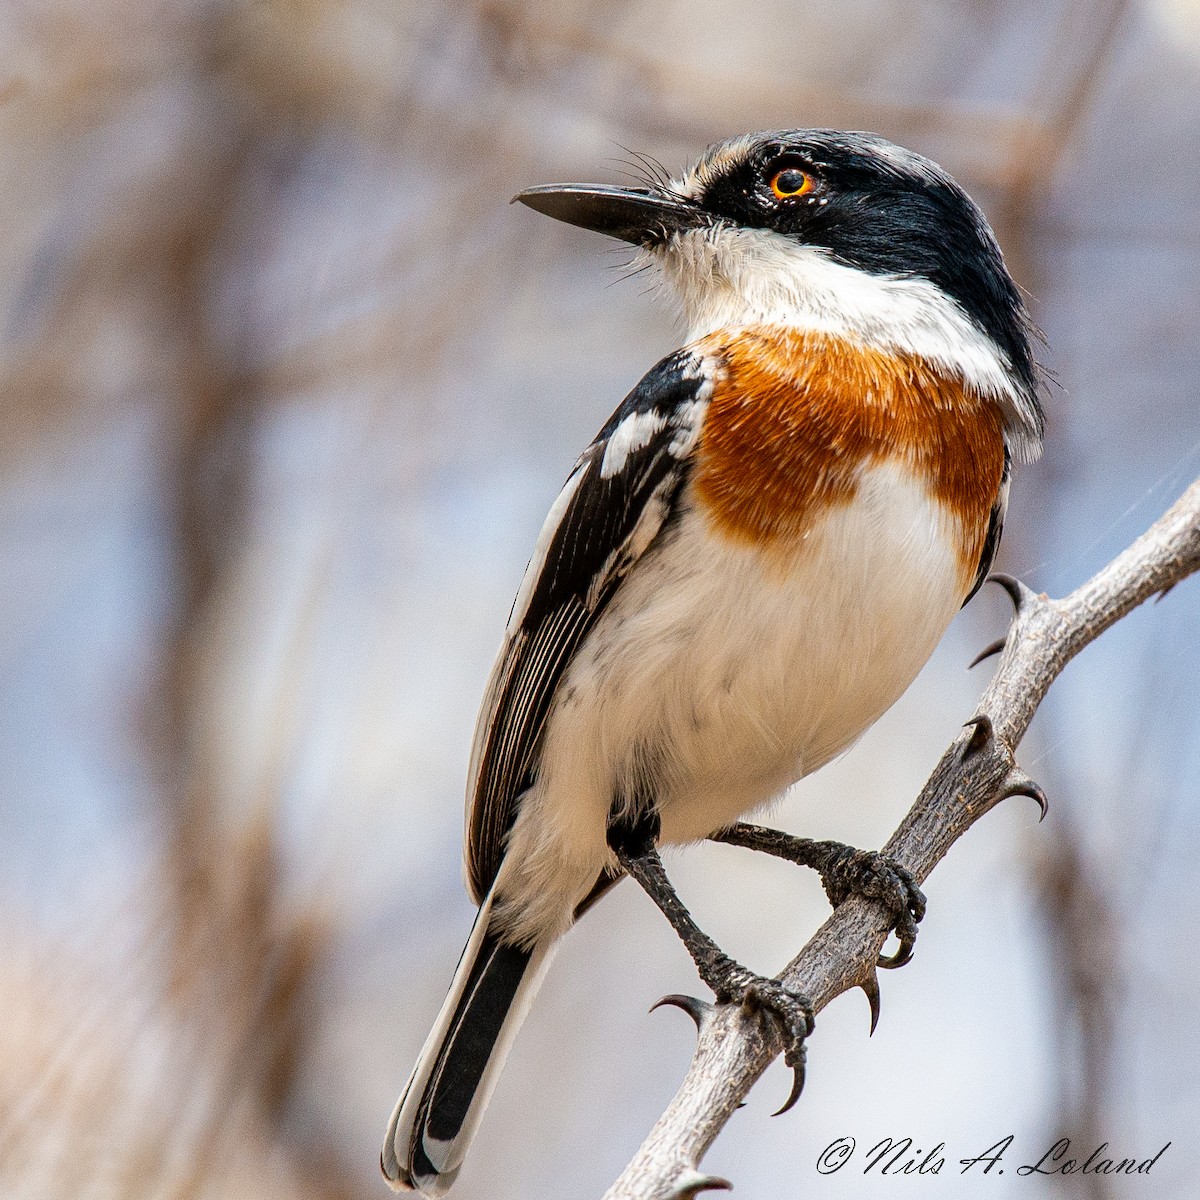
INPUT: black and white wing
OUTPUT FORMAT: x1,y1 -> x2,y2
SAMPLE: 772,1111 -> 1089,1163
464,348 -> 712,900
964,446 -> 1012,604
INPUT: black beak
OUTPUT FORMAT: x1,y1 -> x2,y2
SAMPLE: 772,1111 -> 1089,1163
512,184 -> 705,245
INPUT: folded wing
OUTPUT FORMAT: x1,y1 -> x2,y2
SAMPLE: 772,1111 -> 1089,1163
465,348 -> 714,901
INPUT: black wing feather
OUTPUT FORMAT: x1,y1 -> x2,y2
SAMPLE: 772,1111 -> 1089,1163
465,349 -> 710,900
964,446 -> 1011,604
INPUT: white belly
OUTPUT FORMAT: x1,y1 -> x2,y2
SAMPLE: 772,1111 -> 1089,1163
493,461 -> 967,944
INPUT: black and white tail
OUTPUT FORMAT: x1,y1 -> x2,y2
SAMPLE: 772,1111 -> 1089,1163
382,892 -> 555,1196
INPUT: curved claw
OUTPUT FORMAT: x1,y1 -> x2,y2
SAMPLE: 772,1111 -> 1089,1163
962,713 -> 993,757
860,971 -> 881,1035
1002,768 -> 1049,821
772,1044 -> 807,1117
717,975 -> 813,1116
877,895 -> 920,968
877,932 -> 916,970
968,636 -> 1006,669
891,864 -> 927,925
667,1168 -> 732,1198
650,993 -> 714,1030
988,572 -> 1030,612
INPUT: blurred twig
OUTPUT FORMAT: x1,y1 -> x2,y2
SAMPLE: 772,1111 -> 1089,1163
1036,815 -> 1120,1200
603,476 -> 1200,1200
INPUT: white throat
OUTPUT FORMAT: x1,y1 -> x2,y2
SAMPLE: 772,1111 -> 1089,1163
651,224 -> 1042,461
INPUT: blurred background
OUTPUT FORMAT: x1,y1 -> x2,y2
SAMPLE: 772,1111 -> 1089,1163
3,0 -> 1200,1197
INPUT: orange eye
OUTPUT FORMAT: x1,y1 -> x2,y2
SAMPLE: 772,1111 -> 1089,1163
770,167 -> 813,199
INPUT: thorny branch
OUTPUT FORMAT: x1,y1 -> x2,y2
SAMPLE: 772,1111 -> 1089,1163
602,476 -> 1200,1200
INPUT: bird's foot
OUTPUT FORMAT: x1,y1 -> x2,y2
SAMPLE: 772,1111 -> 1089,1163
699,952 -> 813,1115
613,836 -> 813,1112
709,825 -> 925,968
819,845 -> 926,968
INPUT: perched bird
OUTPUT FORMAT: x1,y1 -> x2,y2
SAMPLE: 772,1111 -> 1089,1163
382,129 -> 1043,1195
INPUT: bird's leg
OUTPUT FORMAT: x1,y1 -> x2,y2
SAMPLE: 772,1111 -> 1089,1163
709,823 -> 926,968
610,834 -> 813,1113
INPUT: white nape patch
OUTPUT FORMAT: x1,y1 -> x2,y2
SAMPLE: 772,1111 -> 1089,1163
600,410 -> 666,478
648,223 -> 1041,462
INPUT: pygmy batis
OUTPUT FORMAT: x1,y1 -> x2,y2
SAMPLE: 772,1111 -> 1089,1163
382,128 -> 1044,1195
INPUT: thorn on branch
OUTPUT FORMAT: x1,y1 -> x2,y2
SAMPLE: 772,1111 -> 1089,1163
968,636 -> 1006,669
860,971 -> 881,1035
666,1169 -> 732,1198
651,994 -> 714,1031
962,713 -> 994,757
1001,767 -> 1049,821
